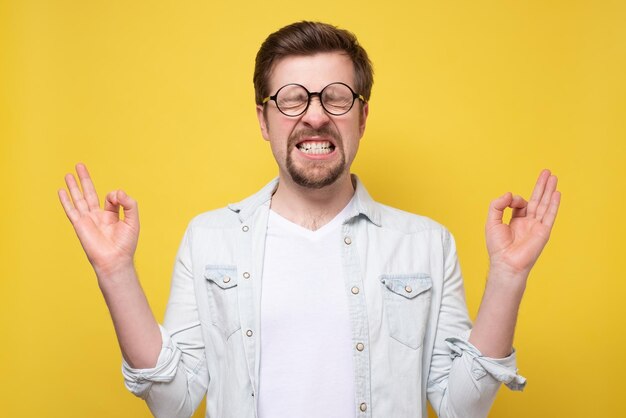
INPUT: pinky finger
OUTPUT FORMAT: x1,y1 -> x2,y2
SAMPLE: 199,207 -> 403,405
542,191 -> 561,229
58,189 -> 80,223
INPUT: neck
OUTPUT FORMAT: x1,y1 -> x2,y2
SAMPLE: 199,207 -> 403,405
270,172 -> 355,231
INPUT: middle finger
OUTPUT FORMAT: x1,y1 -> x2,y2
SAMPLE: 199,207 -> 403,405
76,163 -> 100,210
65,173 -> 89,213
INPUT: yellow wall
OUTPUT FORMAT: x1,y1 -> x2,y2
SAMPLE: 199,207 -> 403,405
2,1 -> 624,416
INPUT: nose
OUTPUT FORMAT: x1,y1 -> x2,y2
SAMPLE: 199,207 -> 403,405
300,95 -> 330,129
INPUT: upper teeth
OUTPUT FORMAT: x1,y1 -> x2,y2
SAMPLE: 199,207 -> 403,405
298,141 -> 334,154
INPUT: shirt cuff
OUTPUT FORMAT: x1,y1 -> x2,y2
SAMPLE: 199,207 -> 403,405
121,324 -> 183,398
445,336 -> 527,391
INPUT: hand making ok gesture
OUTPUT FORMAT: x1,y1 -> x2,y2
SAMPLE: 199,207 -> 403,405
485,169 -> 561,278
470,169 -> 562,358
58,163 -> 140,277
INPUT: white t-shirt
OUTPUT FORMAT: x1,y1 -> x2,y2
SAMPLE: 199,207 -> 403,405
258,200 -> 356,418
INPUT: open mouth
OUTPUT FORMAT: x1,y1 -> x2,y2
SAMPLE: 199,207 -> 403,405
296,141 -> 336,155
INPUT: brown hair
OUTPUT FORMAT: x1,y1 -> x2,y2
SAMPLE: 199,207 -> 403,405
253,21 -> 374,105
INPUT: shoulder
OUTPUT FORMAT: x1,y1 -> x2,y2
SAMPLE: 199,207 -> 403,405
186,178 -> 277,231
352,175 -> 449,237
376,202 -> 446,233
187,206 -> 241,230
371,201 -> 458,262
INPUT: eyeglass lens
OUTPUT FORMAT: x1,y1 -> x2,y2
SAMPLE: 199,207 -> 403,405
276,83 -> 355,116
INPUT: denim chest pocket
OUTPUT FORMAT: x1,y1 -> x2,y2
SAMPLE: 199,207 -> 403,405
380,273 -> 433,349
204,265 -> 241,339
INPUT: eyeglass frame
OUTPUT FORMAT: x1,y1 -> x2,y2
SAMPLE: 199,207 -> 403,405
262,82 -> 366,117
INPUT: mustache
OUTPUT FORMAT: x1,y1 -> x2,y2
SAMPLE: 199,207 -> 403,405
288,126 -> 341,147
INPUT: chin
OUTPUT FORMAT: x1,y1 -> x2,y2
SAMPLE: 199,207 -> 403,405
289,166 -> 348,189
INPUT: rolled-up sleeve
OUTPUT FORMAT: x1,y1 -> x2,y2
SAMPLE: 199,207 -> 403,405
122,324 -> 184,397
445,336 -> 526,391
120,227 -> 209,418
427,230 -> 526,418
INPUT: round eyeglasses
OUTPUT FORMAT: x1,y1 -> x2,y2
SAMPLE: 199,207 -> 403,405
262,82 -> 366,117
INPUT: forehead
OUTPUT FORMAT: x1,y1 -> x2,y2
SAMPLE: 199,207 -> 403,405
268,52 -> 355,93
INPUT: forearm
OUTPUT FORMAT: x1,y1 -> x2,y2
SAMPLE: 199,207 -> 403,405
469,268 -> 527,358
97,264 -> 162,369
429,231 -> 527,418
59,165 -> 161,368
474,170 -> 560,358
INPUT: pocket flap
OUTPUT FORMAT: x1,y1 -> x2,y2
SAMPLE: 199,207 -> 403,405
204,265 -> 238,289
380,273 -> 432,299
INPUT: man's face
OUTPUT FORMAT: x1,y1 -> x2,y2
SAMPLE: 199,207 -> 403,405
256,52 -> 369,189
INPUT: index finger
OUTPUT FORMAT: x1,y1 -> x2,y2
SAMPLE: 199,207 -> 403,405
487,192 -> 513,224
76,163 -> 100,210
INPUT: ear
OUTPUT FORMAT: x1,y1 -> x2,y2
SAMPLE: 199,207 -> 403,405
358,102 -> 369,138
256,105 -> 270,141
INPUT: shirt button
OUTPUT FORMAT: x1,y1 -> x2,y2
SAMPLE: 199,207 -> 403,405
351,286 -> 360,295
242,225 -> 249,232
405,285 -> 412,293
223,276 -> 231,284
356,342 -> 365,351
243,272 -> 251,279
359,402 -> 367,412
344,236 -> 352,245
246,329 -> 253,337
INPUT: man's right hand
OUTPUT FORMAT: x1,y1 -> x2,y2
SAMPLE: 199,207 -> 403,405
58,163 -> 139,278
59,163 -> 161,368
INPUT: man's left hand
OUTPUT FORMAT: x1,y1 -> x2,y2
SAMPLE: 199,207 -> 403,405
485,169 -> 561,279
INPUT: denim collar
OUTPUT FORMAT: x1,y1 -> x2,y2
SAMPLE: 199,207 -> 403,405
227,174 -> 382,227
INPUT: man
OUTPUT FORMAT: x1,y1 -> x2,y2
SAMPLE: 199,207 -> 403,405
59,21 -> 560,418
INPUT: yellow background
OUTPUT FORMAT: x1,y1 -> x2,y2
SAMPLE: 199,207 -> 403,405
2,1 -> 625,417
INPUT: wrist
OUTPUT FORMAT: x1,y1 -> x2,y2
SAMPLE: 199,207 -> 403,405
488,257 -> 531,280
95,260 -> 137,286
485,266 -> 528,301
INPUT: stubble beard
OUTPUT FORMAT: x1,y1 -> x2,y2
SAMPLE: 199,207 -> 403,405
285,126 -> 346,189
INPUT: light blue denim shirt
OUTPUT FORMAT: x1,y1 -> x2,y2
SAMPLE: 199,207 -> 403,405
122,176 -> 526,418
